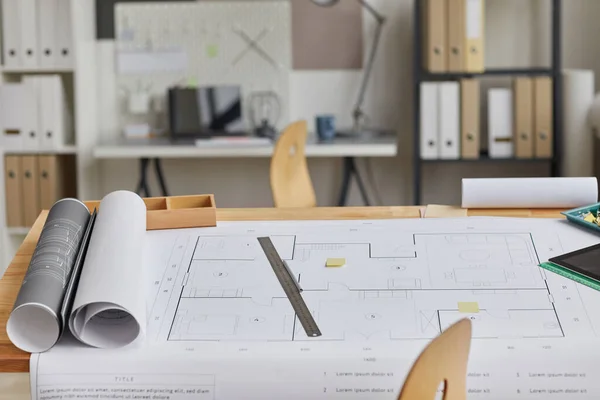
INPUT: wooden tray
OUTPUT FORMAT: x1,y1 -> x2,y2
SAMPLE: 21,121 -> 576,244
85,194 -> 216,230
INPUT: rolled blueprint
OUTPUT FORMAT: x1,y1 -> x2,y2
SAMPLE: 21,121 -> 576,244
69,190 -> 147,348
462,178 -> 598,208
563,70 -> 595,177
6,199 -> 91,353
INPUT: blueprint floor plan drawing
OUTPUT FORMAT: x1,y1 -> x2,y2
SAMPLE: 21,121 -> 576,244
145,218 -> 600,345
32,217 -> 600,400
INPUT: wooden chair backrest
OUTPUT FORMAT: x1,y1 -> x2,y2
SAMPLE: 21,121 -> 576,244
270,121 -> 316,208
397,318 -> 472,400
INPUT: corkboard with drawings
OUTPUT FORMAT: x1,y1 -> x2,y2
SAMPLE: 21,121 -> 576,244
114,1 -> 363,131
115,1 -> 292,131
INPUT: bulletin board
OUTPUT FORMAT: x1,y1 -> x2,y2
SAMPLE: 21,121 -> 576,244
114,1 -> 291,131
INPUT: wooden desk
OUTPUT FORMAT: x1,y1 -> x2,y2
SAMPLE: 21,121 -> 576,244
0,206 -> 565,399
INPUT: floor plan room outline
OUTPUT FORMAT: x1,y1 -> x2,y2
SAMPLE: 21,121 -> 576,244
153,231 -> 571,342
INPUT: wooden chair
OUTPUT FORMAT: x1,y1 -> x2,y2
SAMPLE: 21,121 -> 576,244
270,121 -> 317,208
397,318 -> 472,400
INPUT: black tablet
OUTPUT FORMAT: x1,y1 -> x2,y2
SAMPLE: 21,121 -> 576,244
548,243 -> 600,283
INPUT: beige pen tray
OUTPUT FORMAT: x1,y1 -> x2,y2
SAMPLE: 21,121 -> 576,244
85,194 -> 216,230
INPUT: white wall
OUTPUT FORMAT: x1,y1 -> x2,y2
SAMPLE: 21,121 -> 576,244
95,0 -> 600,207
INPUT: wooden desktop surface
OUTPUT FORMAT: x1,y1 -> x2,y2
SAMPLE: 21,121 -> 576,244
0,206 -> 565,374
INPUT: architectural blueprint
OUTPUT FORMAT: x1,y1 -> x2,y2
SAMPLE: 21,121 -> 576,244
31,217 -> 600,399
145,217 -> 600,344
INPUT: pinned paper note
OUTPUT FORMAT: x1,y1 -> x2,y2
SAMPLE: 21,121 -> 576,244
326,258 -> 346,268
117,50 -> 188,74
187,77 -> 198,88
458,302 -> 479,313
206,44 -> 219,58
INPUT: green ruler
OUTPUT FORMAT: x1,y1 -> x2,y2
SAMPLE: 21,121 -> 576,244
540,262 -> 600,292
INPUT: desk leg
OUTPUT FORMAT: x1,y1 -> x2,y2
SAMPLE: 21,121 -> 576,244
337,157 -> 352,206
153,159 -> 170,197
136,158 -> 151,197
337,157 -> 371,206
352,157 -> 371,206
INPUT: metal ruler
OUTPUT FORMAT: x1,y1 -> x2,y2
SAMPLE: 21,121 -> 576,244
257,237 -> 322,337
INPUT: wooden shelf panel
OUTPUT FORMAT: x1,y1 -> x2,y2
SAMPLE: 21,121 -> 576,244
1,66 -> 74,74
3,146 -> 77,155
421,156 -> 555,164
6,227 -> 30,235
421,68 -> 554,80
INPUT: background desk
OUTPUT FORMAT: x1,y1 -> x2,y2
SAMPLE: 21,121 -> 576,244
93,135 -> 398,206
0,206 -> 566,399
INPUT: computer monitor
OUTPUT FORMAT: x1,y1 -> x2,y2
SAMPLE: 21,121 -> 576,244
168,85 -> 246,138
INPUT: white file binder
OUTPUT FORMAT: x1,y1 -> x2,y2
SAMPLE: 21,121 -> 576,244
2,0 -> 21,67
19,0 -> 39,68
56,0 -> 73,68
0,84 -> 36,150
439,82 -> 460,159
40,76 -> 71,148
38,0 -> 58,68
488,88 -> 514,158
21,78 -> 41,149
420,82 -> 439,159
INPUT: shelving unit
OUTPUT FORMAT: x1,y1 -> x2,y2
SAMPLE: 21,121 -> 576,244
420,156 -> 554,164
3,145 -> 78,155
0,0 -> 99,270
421,68 -> 554,81
412,0 -> 563,205
1,67 -> 75,74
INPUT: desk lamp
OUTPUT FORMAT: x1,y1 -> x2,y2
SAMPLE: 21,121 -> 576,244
311,0 -> 386,136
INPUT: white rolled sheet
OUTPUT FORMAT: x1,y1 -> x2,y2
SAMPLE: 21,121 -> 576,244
462,178 -> 598,209
69,190 -> 147,348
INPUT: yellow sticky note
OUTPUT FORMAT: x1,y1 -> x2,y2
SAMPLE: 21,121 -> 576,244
458,302 -> 479,313
326,258 -> 346,268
